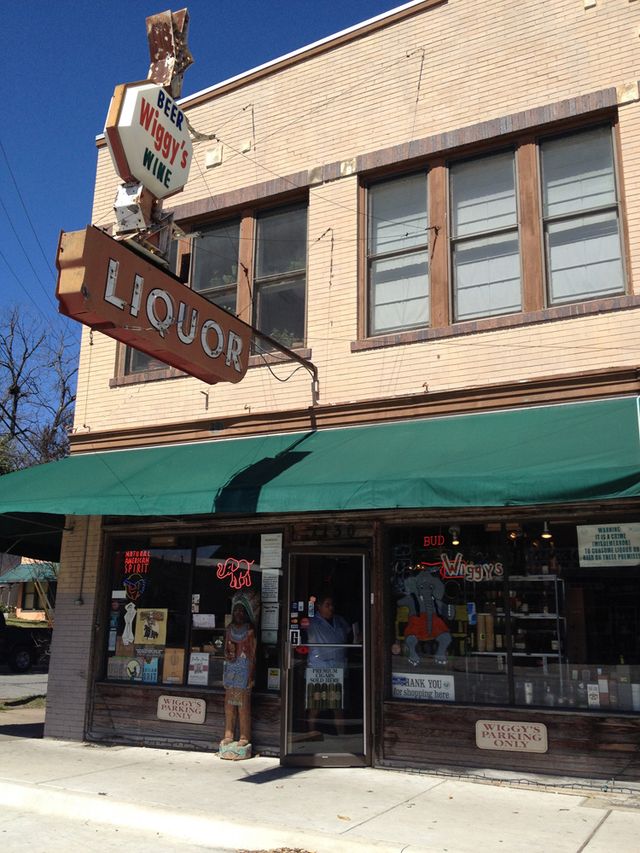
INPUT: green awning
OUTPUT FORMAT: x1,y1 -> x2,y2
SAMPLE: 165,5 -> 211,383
1,396 -> 634,562
0,398 -> 637,532
0,561 -> 58,584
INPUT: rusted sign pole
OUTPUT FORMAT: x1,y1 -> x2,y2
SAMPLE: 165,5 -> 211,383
146,8 -> 194,98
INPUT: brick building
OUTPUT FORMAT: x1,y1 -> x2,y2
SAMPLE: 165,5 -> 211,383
0,0 -> 639,777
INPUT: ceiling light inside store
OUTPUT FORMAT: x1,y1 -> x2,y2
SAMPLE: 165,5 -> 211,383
449,526 -> 460,546
541,521 -> 553,540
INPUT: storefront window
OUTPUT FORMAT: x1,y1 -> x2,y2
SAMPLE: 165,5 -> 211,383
388,521 -> 640,712
104,533 -> 282,690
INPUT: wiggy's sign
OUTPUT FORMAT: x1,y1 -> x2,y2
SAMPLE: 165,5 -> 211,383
56,226 -> 252,385
105,81 -> 193,199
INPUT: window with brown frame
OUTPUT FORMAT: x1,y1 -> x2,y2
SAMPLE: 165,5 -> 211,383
122,201 -> 308,377
363,123 -> 626,339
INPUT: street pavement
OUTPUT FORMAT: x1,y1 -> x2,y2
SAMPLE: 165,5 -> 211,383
0,704 -> 639,852
0,665 -> 48,701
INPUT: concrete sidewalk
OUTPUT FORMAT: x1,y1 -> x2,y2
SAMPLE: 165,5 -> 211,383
0,709 -> 639,852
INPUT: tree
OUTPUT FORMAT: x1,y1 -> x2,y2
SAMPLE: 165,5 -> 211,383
0,307 -> 77,470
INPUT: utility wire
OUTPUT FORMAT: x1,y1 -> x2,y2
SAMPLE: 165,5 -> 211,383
0,194 -> 58,313
0,136 -> 57,279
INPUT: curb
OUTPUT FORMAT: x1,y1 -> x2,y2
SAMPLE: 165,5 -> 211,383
0,779 -> 415,853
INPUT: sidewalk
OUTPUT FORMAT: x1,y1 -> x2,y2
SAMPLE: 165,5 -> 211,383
0,708 -> 639,852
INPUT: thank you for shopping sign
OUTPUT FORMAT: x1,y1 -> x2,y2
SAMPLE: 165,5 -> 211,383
392,672 -> 455,701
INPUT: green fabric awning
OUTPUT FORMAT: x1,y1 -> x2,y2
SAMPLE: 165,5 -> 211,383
0,398 -> 637,529
0,561 -> 58,583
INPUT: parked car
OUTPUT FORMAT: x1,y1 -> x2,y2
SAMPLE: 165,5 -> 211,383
0,610 -> 51,672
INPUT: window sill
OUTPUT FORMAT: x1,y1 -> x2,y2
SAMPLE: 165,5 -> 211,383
351,294 -> 639,352
110,366 -> 186,388
109,349 -> 313,386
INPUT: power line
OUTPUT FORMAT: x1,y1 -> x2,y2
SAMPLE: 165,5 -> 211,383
0,194 -> 58,313
0,136 -> 57,279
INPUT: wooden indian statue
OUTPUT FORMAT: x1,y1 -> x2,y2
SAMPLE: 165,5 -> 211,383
219,589 -> 260,759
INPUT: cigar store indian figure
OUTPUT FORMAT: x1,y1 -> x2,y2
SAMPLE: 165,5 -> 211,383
219,589 -> 260,760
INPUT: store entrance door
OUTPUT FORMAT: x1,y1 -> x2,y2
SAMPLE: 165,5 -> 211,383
281,551 -> 369,766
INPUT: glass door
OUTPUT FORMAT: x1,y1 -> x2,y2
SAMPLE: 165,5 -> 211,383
281,551 -> 369,766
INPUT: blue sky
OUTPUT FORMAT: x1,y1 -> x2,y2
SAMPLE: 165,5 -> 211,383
0,0 -> 404,344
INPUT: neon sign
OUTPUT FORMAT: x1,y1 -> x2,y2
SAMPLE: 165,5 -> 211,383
423,535 -> 445,547
216,557 -> 254,589
124,550 -> 151,574
440,553 -> 504,581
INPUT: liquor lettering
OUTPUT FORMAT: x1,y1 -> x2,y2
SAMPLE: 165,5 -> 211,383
138,90 -> 190,189
103,260 -> 245,374
216,557 -> 254,589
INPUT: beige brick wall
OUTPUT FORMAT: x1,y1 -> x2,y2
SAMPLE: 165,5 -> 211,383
78,0 -> 640,437
44,517 -> 102,740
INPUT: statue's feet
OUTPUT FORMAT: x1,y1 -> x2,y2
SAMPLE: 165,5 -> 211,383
237,737 -> 249,747
220,737 -> 234,746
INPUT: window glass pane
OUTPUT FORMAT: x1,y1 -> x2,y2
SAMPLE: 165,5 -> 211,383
256,206 -> 307,278
193,535 -> 280,692
451,152 -> 517,238
453,232 -> 521,321
370,250 -> 429,334
389,525 -> 510,706
106,547 -> 191,685
255,276 -> 305,349
192,221 -> 240,304
542,127 -> 616,218
207,287 -> 237,315
369,174 -> 428,255
126,348 -> 167,375
389,522 -> 640,712
547,210 -> 624,304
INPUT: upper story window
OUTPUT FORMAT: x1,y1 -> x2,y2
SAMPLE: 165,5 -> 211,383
361,122 -> 626,342
191,220 -> 240,314
123,200 -> 309,377
253,204 -> 307,351
540,126 -> 624,305
450,151 -> 521,322
367,174 -> 429,336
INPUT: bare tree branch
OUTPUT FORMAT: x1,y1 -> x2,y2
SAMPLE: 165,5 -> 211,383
0,308 -> 77,470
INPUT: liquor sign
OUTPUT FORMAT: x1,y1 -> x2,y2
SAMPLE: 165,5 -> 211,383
56,226 -> 252,385
105,81 -> 193,199
475,720 -> 548,753
577,523 -> 640,567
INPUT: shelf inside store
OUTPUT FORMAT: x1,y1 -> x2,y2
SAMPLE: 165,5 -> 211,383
511,613 -> 561,619
508,575 -> 559,581
471,651 -> 560,658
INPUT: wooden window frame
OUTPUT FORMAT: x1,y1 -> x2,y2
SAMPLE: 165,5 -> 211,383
356,114 -> 630,351
112,198 -> 310,386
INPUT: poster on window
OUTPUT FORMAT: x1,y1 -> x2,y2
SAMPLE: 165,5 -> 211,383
188,652 -> 210,686
577,523 -> 640,567
391,672 -> 455,701
163,648 -> 185,684
305,667 -> 344,709
133,608 -> 168,645
260,533 -> 282,568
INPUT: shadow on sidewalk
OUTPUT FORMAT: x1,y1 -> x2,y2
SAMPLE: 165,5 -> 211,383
0,720 -> 44,738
